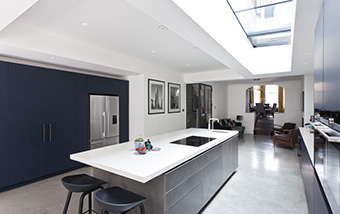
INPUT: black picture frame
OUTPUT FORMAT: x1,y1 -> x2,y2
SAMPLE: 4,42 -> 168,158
148,79 -> 165,114
168,82 -> 181,113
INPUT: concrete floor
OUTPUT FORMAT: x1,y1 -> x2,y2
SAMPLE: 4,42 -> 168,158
0,134 -> 308,214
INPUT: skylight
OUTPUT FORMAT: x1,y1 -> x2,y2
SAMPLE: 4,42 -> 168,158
227,0 -> 293,47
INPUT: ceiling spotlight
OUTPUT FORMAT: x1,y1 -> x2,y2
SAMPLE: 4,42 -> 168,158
80,22 -> 88,26
158,25 -> 168,31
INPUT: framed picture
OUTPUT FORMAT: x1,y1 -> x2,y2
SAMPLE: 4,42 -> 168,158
148,79 -> 165,114
168,82 -> 181,113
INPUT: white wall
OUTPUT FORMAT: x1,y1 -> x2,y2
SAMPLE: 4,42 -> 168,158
207,82 -> 226,119
128,70 -> 186,140
226,79 -> 303,133
303,74 -> 314,123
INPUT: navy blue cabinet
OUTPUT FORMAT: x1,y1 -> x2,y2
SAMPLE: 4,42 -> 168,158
8,63 -> 47,185
45,70 -> 76,174
7,64 -> 79,185
0,62 -> 9,188
1,62 -> 129,190
75,74 -> 89,153
119,80 -> 129,142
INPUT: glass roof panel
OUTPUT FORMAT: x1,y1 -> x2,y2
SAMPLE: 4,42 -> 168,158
248,31 -> 291,47
228,0 -> 290,12
235,2 -> 293,35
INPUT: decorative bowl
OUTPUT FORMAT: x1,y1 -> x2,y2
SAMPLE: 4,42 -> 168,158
137,149 -> 147,155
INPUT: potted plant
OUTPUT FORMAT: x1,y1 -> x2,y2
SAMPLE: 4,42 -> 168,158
134,136 -> 145,150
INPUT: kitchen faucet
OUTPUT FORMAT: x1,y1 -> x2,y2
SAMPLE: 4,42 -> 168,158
208,118 -> 219,130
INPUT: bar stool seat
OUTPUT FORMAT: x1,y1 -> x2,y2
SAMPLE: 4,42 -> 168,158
62,174 -> 106,214
95,186 -> 147,214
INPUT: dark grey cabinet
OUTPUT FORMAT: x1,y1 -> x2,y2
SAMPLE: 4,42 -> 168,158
323,0 -> 340,112
300,136 -> 330,214
186,84 -> 212,128
314,5 -> 324,111
0,62 -> 9,188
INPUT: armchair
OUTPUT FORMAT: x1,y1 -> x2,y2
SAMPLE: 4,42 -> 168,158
273,122 -> 296,134
273,128 -> 298,150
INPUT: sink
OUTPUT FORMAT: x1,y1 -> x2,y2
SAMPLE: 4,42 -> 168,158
212,130 -> 230,133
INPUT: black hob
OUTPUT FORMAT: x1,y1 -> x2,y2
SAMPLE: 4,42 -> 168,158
170,136 -> 216,147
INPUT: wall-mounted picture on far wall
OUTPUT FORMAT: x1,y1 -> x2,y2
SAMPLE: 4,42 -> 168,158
168,82 -> 181,113
148,79 -> 165,114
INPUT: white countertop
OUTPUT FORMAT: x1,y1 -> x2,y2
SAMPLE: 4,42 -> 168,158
71,128 -> 238,183
299,127 -> 314,164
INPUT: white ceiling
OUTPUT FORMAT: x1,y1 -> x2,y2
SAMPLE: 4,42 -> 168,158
0,0 -> 323,81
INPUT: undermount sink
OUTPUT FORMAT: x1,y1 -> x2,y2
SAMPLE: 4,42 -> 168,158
212,130 -> 230,133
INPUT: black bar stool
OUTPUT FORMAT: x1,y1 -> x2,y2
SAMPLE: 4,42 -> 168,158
62,174 -> 107,214
94,186 -> 147,214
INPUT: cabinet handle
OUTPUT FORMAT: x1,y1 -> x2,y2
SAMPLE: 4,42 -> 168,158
43,124 -> 46,143
49,123 -> 52,142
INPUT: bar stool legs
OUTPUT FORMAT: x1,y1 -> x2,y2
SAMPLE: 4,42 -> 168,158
62,191 -> 73,214
61,174 -> 106,214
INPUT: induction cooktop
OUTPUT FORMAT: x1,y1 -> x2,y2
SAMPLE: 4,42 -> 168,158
170,136 -> 216,147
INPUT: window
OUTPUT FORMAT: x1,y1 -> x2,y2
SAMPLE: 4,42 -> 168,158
246,85 -> 285,113
227,0 -> 293,47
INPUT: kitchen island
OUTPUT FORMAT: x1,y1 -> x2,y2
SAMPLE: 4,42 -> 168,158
71,128 -> 239,214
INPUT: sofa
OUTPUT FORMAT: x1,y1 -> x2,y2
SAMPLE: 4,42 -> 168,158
213,118 -> 245,136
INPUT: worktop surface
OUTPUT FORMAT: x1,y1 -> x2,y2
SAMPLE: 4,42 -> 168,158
71,128 -> 238,183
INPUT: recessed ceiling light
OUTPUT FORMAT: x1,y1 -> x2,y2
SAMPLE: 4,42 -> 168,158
186,64 -> 191,67
158,25 -> 168,31
132,72 -> 136,76
303,62 -> 308,65
80,22 -> 88,26
50,57 -> 56,60
151,50 -> 156,53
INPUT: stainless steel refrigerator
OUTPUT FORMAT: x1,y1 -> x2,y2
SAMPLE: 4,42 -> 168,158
89,95 -> 119,149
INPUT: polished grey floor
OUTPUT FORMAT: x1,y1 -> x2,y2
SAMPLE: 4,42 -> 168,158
0,134 -> 308,214
202,134 -> 308,214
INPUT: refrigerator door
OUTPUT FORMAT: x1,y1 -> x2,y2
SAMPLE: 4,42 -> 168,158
90,95 -> 105,141
105,96 -> 119,138
90,136 -> 119,150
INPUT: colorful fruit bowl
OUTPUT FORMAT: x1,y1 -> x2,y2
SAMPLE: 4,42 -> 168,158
137,147 -> 147,154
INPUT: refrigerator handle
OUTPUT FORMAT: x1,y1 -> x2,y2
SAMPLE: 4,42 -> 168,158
106,112 -> 109,136
43,124 -> 46,143
102,112 -> 106,137
49,123 -> 52,142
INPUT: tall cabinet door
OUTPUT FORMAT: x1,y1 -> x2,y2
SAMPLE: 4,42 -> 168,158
0,62 -> 9,188
8,63 -> 46,185
324,0 -> 340,111
45,69 -> 76,174
314,5 -> 324,111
